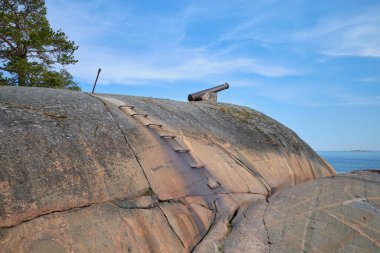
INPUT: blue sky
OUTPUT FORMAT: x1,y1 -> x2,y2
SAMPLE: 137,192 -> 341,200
45,0 -> 380,151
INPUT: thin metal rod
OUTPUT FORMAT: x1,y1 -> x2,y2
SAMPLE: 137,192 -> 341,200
91,68 -> 101,94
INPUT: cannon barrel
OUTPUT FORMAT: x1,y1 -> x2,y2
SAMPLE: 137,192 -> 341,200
188,83 -> 229,101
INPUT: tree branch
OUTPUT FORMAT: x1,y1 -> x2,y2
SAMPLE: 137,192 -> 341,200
22,6 -> 31,19
0,66 -> 10,72
0,35 -> 18,52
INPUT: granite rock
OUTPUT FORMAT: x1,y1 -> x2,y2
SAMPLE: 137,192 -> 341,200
224,170 -> 380,253
0,86 -> 341,252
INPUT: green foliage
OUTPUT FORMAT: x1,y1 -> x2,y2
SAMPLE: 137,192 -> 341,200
37,69 -> 80,91
0,0 -> 79,90
0,72 -> 6,86
227,223 -> 232,234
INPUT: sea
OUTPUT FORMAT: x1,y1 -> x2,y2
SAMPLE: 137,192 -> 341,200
317,151 -> 380,174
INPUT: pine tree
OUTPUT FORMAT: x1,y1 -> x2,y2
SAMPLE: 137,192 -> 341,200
0,0 -> 80,90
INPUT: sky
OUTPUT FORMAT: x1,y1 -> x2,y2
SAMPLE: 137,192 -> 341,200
45,0 -> 380,151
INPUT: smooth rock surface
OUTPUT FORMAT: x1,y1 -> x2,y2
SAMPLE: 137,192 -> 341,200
0,88 -> 149,228
0,86 -> 337,252
0,203 -> 185,253
224,170 -> 380,253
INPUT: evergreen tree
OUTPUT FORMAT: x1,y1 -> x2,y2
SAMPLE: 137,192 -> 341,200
0,0 -> 79,90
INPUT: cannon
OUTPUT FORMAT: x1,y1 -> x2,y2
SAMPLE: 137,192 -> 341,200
188,83 -> 229,102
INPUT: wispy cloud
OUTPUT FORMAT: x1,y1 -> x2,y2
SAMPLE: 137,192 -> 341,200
46,0 -> 300,86
214,2 -> 380,59
342,96 -> 380,106
45,0 -> 380,109
294,5 -> 380,58
240,80 -> 380,107
69,47 -> 299,85
312,96 -> 380,106
357,77 -> 380,83
42,0 -> 379,151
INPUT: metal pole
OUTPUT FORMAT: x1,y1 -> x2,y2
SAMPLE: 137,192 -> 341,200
91,68 -> 101,94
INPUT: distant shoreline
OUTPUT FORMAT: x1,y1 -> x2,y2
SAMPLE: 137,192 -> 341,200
317,150 -> 380,152
318,151 -> 380,173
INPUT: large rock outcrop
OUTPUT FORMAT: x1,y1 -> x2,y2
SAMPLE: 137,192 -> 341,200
224,170 -> 380,253
2,86 -> 374,252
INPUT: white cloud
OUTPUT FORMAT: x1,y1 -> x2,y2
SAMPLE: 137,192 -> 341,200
44,0 -> 379,111
357,77 -> 380,83
312,97 -> 380,106
45,0 -> 300,86
342,96 -> 380,106
294,5 -> 380,58
69,46 -> 299,86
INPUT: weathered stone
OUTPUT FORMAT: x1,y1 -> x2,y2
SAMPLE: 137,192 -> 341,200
0,203 -> 185,252
193,194 -> 265,253
96,93 -> 334,197
0,87 -> 149,228
224,171 -> 380,253
224,198 -> 269,253
201,92 -> 217,102
160,202 -> 214,251
0,86 -> 345,253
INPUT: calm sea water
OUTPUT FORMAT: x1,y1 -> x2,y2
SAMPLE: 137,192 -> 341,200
318,151 -> 380,174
